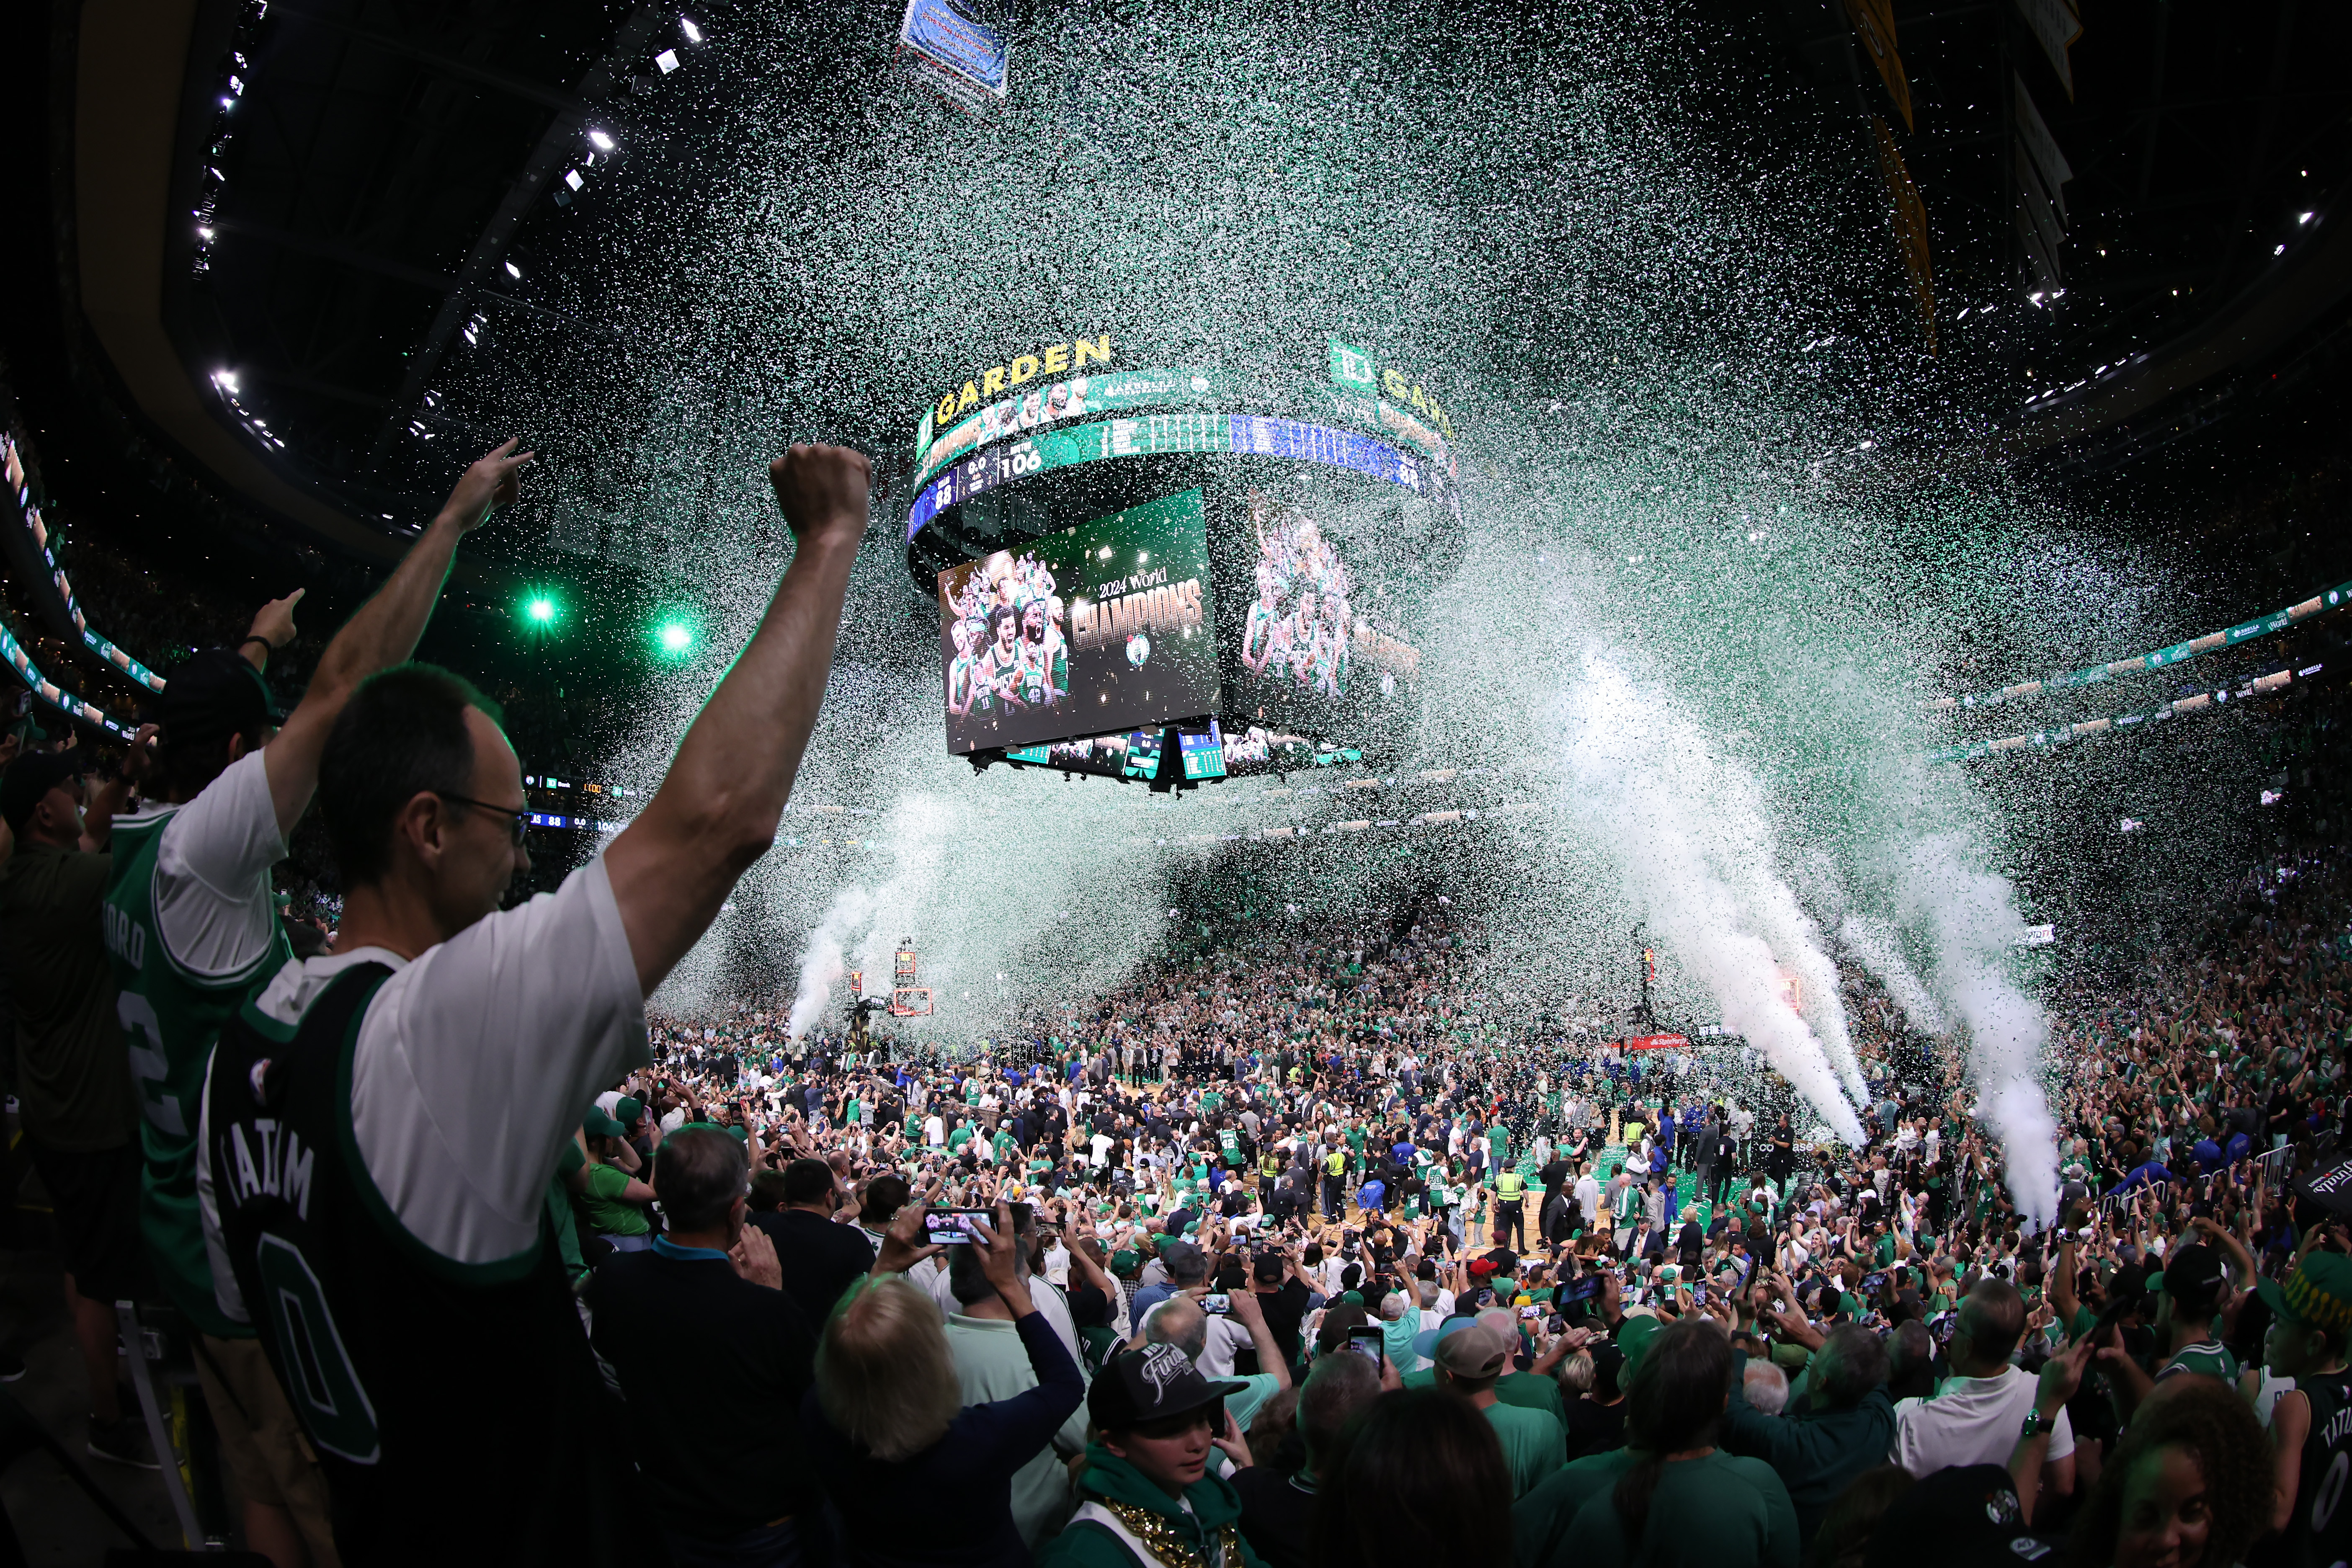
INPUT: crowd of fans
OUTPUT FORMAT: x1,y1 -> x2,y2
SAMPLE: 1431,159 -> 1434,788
0,437 -> 2347,1568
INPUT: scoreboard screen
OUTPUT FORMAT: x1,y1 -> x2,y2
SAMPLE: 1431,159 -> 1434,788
939,490 -> 1221,755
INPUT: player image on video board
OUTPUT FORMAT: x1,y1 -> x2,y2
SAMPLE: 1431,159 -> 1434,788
939,489 -> 1220,754
1225,490 -> 1419,740
943,550 -> 1071,725
1239,495 -> 1356,701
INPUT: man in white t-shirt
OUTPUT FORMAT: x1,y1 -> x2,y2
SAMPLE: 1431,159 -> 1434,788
108,441 -> 534,1563
1889,1280 -> 2075,1508
1573,1163 -> 1601,1233
196,444 -> 872,1563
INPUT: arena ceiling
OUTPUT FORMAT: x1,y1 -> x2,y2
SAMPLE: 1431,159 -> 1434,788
31,0 -> 2352,568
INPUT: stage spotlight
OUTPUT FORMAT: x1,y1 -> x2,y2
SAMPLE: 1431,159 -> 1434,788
588,130 -> 615,152
523,595 -> 559,627
656,620 -> 694,655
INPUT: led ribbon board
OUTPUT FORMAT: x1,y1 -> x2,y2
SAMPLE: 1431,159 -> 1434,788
913,366 -> 1232,490
908,413 -> 1442,544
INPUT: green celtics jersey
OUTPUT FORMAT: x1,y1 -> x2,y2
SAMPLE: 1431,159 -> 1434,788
2156,1339 -> 2239,1385
105,803 -> 292,1338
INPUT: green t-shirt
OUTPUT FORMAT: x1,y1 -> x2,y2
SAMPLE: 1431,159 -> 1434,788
579,1162 -> 651,1236
1486,1400 -> 1565,1498
1401,1367 -> 1566,1425
1513,1448 -> 1799,1568
949,1122 -> 976,1153
2156,1339 -> 2240,1384
990,1128 -> 1017,1163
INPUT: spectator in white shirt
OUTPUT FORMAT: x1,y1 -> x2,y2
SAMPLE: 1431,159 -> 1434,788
1888,1280 -> 2075,1512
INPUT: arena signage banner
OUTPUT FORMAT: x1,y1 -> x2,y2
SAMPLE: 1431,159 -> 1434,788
1324,336 -> 1458,441
914,366 -> 1231,487
922,335 -> 1115,439
938,489 -> 1219,755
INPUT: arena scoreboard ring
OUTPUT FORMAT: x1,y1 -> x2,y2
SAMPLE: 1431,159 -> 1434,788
914,333 -> 1461,778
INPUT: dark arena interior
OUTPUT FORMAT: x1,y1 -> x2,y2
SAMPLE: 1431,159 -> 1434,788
1,0 -> 2351,1562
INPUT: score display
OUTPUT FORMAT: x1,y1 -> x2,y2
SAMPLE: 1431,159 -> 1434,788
939,490 -> 1220,755
1177,723 -> 1227,780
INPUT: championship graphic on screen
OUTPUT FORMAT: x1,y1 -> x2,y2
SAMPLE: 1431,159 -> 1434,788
939,489 -> 1220,754
1225,490 -> 1421,739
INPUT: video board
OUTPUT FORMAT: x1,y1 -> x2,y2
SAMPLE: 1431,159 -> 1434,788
939,490 -> 1220,755
1220,489 -> 1422,742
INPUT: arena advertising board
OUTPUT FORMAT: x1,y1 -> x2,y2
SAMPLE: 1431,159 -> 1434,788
939,489 -> 1220,755
1220,489 -> 1422,742
914,366 -> 1232,489
897,0 -> 1008,98
908,413 -> 1432,542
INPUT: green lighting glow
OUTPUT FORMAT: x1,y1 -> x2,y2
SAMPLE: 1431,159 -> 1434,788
658,621 -> 694,654
526,596 -> 556,624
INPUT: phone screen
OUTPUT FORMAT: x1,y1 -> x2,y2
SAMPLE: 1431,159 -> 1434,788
925,1208 -> 990,1246
1203,1293 -> 1232,1315
1346,1327 -> 1385,1369
1561,1274 -> 1602,1305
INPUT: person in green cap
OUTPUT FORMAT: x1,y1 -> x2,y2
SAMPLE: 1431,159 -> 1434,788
2256,1244 -> 2352,1568
579,1106 -> 657,1251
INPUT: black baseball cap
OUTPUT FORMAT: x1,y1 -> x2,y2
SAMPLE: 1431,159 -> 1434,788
1862,1465 -> 2054,1568
0,750 -> 82,833
2154,1242 -> 2227,1309
1088,1343 -> 1246,1433
156,648 -> 285,754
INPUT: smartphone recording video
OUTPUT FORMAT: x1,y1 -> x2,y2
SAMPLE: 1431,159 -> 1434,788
925,1208 -> 990,1246
1346,1326 -> 1385,1369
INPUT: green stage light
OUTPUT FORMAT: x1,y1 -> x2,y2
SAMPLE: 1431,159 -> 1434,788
657,620 -> 694,655
526,596 -> 557,624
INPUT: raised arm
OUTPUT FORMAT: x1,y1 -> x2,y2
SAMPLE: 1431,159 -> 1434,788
263,441 -> 533,836
605,446 -> 869,995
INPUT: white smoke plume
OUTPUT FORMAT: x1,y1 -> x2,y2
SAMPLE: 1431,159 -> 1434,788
1893,835 -> 2061,1224
1555,653 -> 1866,1143
788,886 -> 874,1038
1836,914 -> 1949,1036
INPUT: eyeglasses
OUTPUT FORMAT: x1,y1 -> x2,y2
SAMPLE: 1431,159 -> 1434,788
437,792 -> 531,846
